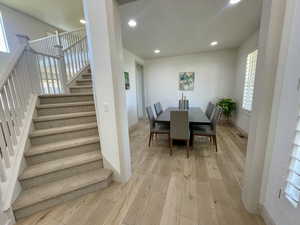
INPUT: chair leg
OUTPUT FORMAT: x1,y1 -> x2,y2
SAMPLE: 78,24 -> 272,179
191,134 -> 195,150
170,139 -> 173,156
148,133 -> 153,147
213,135 -> 218,152
186,140 -> 189,158
168,134 -> 171,148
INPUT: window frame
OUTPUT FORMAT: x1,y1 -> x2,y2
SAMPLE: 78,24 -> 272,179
242,49 -> 258,112
0,12 -> 9,53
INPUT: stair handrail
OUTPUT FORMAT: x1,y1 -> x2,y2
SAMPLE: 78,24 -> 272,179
29,28 -> 86,57
59,36 -> 89,84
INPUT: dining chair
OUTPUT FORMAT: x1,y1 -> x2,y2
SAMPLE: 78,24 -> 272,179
170,111 -> 190,158
205,102 -> 215,120
146,106 -> 170,147
154,102 -> 163,116
191,106 -> 222,152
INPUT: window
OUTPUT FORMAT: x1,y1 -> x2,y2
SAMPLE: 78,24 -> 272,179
285,114 -> 300,207
0,13 -> 9,53
242,49 -> 258,111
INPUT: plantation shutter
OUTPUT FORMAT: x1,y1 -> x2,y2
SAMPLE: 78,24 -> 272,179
242,49 -> 258,111
285,113 -> 300,207
0,13 -> 9,53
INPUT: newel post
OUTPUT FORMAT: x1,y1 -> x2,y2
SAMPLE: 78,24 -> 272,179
55,45 -> 69,93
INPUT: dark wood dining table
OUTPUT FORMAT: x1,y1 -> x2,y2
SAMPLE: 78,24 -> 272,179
156,107 -> 211,125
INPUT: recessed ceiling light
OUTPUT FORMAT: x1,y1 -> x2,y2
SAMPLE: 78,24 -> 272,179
210,41 -> 218,46
154,49 -> 160,54
128,19 -> 137,28
229,0 -> 241,5
80,19 -> 86,24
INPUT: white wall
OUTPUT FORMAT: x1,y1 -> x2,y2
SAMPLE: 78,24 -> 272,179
84,0 -> 132,182
259,0 -> 300,224
242,0 -> 287,214
234,31 -> 259,133
144,49 -> 237,111
123,49 -> 144,128
0,4 -> 58,76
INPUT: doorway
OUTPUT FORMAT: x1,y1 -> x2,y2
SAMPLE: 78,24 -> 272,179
136,63 -> 145,120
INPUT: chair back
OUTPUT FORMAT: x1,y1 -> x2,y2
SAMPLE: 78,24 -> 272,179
146,106 -> 155,129
211,106 -> 223,131
205,102 -> 215,119
170,111 -> 190,140
154,102 -> 163,116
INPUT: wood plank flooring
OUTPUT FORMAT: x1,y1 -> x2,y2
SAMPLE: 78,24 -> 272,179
16,121 -> 265,225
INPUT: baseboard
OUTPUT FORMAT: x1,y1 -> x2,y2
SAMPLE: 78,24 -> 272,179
233,123 -> 248,138
0,207 -> 15,225
129,122 -> 139,133
236,127 -> 248,138
259,204 -> 277,225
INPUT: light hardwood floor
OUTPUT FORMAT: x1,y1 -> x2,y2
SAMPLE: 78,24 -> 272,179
16,121 -> 266,225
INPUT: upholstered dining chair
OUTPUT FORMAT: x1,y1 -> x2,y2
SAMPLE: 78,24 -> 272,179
191,106 -> 222,152
146,106 -> 170,147
205,102 -> 215,120
154,102 -> 163,116
170,111 -> 190,158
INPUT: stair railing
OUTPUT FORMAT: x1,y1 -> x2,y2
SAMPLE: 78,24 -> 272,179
0,37 -> 40,188
60,36 -> 89,83
29,28 -> 86,57
28,27 -> 89,90
32,35 -> 89,94
0,31 -> 89,210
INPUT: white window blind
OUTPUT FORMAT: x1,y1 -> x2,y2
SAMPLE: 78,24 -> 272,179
0,12 -> 9,53
285,114 -> 300,207
242,49 -> 258,111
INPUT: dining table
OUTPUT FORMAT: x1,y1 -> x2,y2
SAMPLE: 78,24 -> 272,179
155,107 -> 211,125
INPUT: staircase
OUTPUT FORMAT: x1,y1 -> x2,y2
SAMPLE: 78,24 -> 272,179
12,68 -> 112,219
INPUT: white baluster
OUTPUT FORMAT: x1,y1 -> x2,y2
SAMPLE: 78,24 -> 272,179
8,76 -> 24,120
53,59 -> 62,93
0,126 -> 10,168
1,89 -> 17,146
55,45 -> 69,93
4,83 -> 20,136
0,99 -> 14,156
41,55 -> 51,94
0,157 -> 7,182
11,70 -> 26,118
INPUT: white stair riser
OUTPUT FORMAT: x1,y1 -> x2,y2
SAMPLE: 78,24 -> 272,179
40,95 -> 94,104
26,142 -> 101,165
14,176 -> 112,220
34,115 -> 97,129
37,105 -> 95,116
30,128 -> 98,145
70,87 -> 93,94
21,160 -> 103,189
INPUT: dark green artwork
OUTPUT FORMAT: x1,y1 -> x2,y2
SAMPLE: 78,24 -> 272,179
124,72 -> 130,90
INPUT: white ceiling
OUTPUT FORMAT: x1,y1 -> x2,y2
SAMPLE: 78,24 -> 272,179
0,0 -> 262,59
120,0 -> 262,58
0,0 -> 85,31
